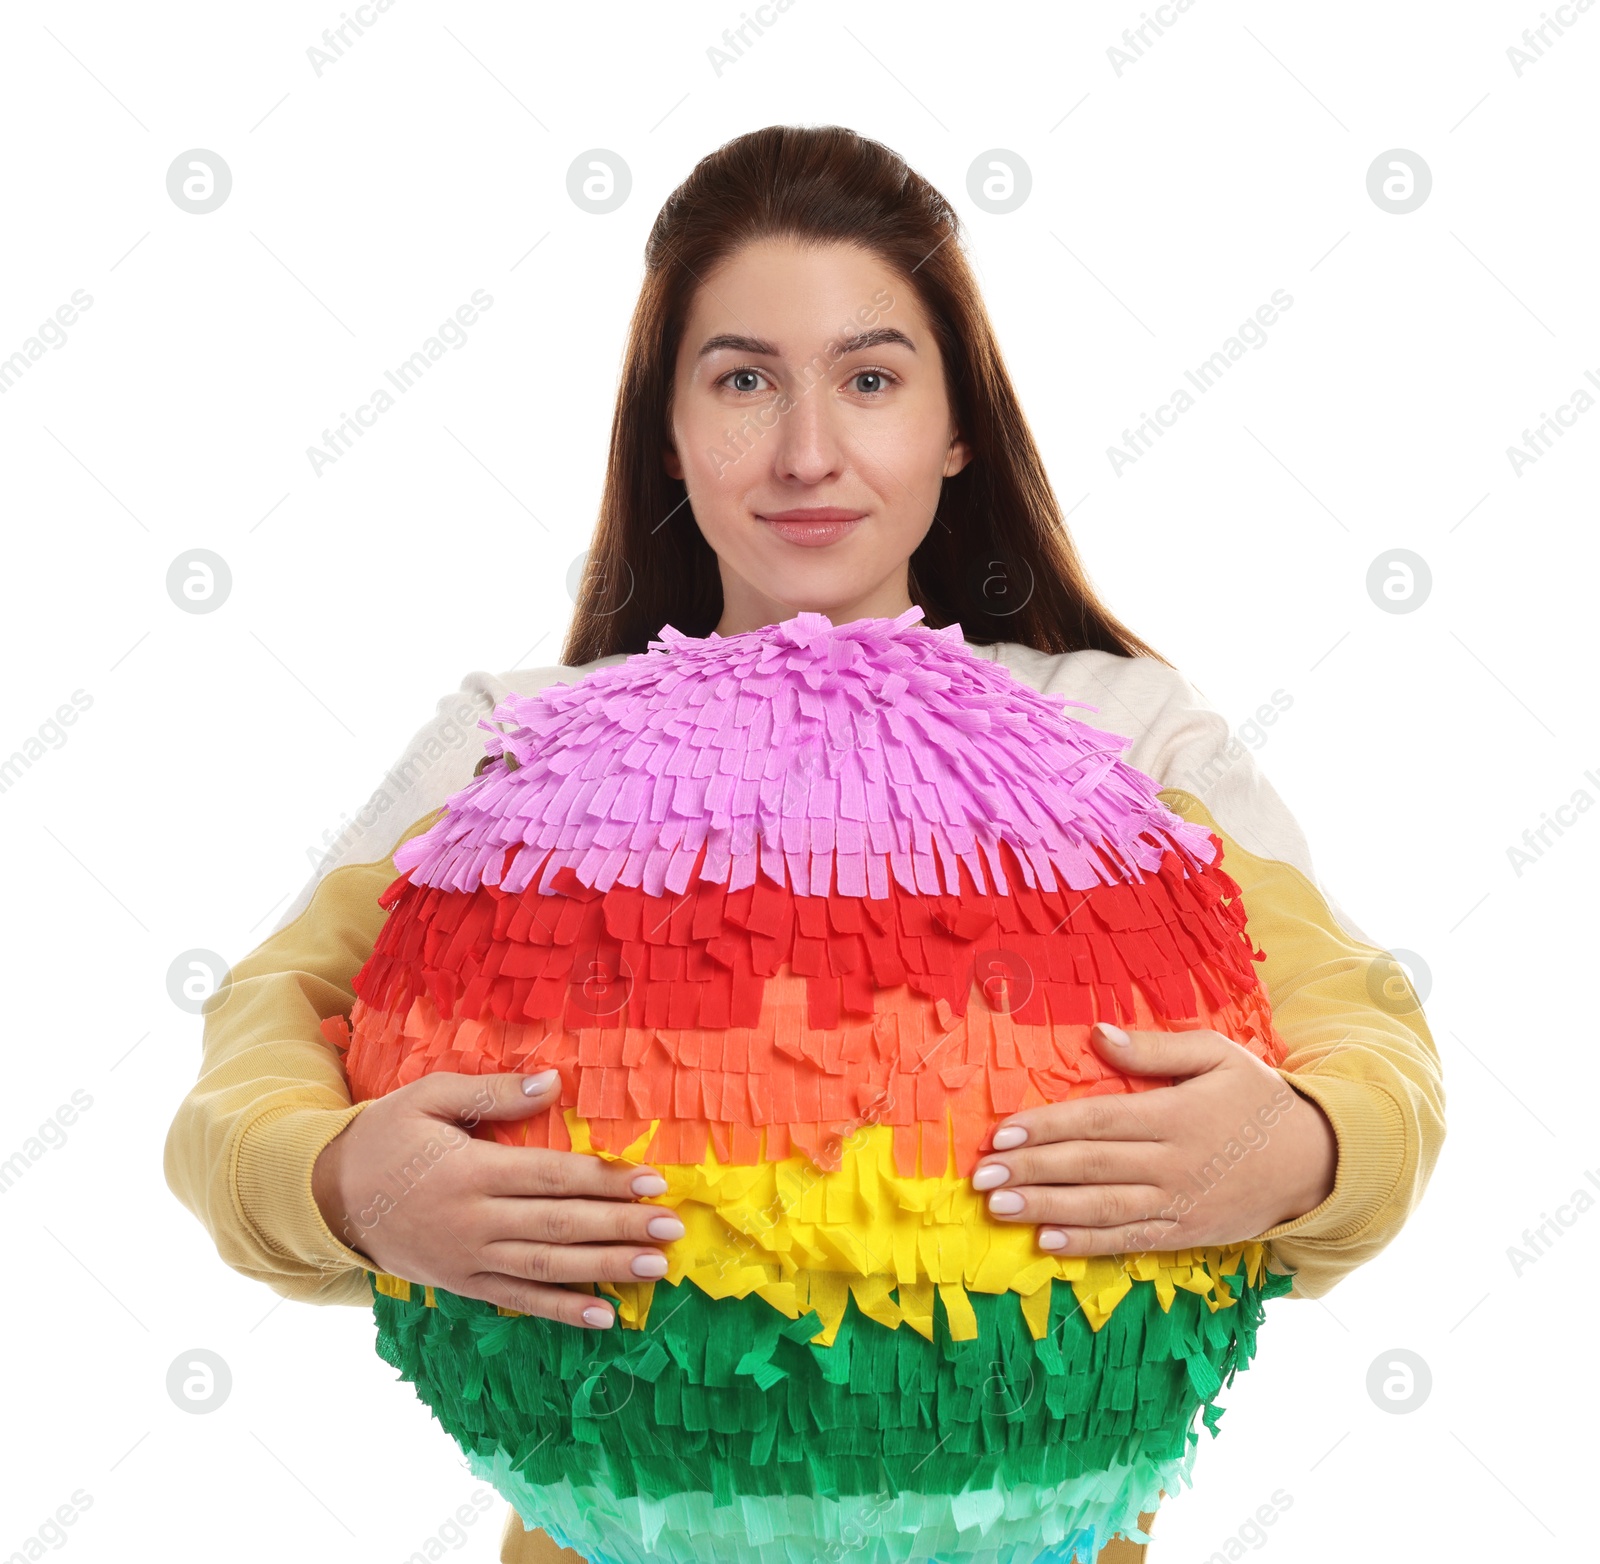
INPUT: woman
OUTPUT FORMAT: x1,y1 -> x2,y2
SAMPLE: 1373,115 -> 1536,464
165,125 -> 1445,1563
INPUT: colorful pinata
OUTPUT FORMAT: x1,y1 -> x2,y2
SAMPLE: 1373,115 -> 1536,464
326,607 -> 1293,1564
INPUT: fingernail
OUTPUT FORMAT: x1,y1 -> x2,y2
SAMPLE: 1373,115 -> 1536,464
631,1251 -> 669,1278
971,1162 -> 1010,1190
988,1191 -> 1024,1215
991,1126 -> 1028,1150
631,1172 -> 669,1196
646,1215 -> 685,1240
582,1304 -> 614,1328
1095,1023 -> 1129,1047
1038,1229 -> 1067,1250
522,1070 -> 560,1095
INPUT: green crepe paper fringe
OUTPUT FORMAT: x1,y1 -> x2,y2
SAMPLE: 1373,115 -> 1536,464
372,1267 -> 1290,1526
476,1440 -> 1192,1564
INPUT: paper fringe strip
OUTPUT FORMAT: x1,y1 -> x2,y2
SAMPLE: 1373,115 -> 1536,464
477,1447 -> 1183,1564
372,1113 -> 1278,1339
336,834 -> 1280,1181
372,1267 -> 1292,1562
390,606 -> 1221,903
369,831 -> 1248,1038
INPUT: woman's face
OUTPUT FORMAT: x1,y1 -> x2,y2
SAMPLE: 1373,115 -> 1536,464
664,237 -> 972,635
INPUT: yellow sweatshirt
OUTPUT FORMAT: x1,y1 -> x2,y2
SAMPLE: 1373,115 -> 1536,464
161,640 -> 1446,1556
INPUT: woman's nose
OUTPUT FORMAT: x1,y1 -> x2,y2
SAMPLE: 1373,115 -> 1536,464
770,386 -> 846,484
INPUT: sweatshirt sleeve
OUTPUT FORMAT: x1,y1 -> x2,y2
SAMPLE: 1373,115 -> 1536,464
161,674 -> 511,1306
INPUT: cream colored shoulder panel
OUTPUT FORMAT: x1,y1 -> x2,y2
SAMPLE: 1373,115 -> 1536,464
992,643 -> 1376,947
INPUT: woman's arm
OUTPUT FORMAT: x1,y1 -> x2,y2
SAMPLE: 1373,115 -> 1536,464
1160,786 -> 1445,1298
1005,647 -> 1446,1298
163,791 -> 682,1326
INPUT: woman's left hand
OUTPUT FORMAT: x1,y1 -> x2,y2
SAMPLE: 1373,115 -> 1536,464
970,1022 -> 1339,1255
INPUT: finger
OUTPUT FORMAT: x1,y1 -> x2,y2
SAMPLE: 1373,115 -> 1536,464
482,1196 -> 686,1249
1035,1218 -> 1189,1257
443,1200 -> 676,1310
456,1273 -> 623,1330
479,1240 -> 675,1290
477,1145 -> 669,1202
981,1180 -> 1171,1230
973,1138 -> 1163,1194
985,1089 -> 1170,1153
1089,1022 -> 1236,1079
407,1068 -> 567,1125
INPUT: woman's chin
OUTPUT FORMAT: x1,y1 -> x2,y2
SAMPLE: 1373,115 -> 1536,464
716,572 -> 908,626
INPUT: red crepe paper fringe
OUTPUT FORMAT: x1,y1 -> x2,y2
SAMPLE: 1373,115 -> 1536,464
329,840 -> 1281,1178
357,833 -> 1257,1040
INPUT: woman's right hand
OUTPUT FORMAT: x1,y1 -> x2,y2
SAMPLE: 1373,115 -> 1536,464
311,1069 -> 682,1329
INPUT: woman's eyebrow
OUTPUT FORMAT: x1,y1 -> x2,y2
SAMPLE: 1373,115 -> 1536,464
696,327 -> 917,359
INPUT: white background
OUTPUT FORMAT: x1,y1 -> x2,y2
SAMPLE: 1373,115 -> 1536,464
1,1 -> 1594,1559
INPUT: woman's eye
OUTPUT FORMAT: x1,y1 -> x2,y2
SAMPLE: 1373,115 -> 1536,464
717,366 -> 897,396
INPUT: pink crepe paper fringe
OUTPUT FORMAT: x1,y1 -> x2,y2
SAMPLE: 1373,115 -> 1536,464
393,608 -> 1216,903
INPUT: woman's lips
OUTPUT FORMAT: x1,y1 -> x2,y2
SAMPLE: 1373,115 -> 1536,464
758,509 -> 866,547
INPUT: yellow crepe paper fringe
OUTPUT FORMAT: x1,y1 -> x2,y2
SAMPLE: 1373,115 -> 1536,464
379,1108 -> 1270,1343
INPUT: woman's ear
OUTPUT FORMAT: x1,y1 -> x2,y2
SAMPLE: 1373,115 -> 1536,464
943,431 -> 973,479
664,445 -> 683,481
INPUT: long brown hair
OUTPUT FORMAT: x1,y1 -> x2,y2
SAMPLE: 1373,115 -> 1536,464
560,123 -> 1169,670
